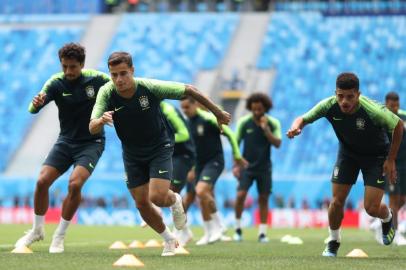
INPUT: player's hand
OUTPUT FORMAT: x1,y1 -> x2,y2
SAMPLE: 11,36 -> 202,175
187,168 -> 196,183
101,111 -> 114,126
383,159 -> 397,185
232,165 -> 241,179
234,157 -> 249,169
286,125 -> 302,139
32,93 -> 46,108
215,110 -> 231,132
259,116 -> 269,130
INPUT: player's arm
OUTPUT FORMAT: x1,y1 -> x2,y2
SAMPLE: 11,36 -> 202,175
384,119 -> 403,184
287,96 -> 335,138
260,116 -> 282,148
161,103 -> 190,143
89,84 -> 113,134
144,78 -> 231,130
28,76 -> 57,113
222,125 -> 248,168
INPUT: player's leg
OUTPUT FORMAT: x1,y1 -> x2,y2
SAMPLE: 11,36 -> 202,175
323,152 -> 357,257
362,157 -> 394,245
149,149 -> 186,230
233,169 -> 253,241
395,163 -> 406,245
256,170 -> 272,243
49,140 -> 104,253
15,140 -> 71,248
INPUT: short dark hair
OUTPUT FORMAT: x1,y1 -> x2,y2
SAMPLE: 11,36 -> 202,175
246,92 -> 273,111
336,72 -> 359,91
108,51 -> 133,68
58,43 -> 85,64
385,91 -> 399,102
180,96 -> 196,103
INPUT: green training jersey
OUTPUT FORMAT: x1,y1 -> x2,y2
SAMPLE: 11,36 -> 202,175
302,95 -> 400,156
91,78 -> 185,158
236,114 -> 281,171
160,102 -> 196,159
188,108 -> 241,165
393,109 -> 406,161
29,69 -> 110,142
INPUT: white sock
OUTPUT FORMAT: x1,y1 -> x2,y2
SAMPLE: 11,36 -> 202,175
258,224 -> 267,235
381,209 -> 392,223
33,214 -> 45,231
160,227 -> 175,241
170,193 -> 181,209
203,220 -> 211,235
329,228 -> 341,242
235,219 -> 241,230
54,217 -> 70,236
211,212 -> 222,227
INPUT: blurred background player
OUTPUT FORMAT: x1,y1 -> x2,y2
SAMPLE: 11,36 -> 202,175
232,92 -> 281,243
370,91 -> 406,245
89,51 -> 231,256
15,43 -> 110,253
287,72 -> 404,257
181,96 -> 248,245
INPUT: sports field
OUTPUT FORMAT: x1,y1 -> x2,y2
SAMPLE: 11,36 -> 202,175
1,225 -> 405,270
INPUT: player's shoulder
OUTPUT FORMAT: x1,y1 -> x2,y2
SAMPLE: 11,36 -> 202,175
359,95 -> 386,112
237,114 -> 252,126
47,72 -> 64,82
99,81 -> 115,94
197,108 -> 215,121
81,69 -> 110,80
266,114 -> 281,125
398,109 -> 406,119
160,101 -> 175,113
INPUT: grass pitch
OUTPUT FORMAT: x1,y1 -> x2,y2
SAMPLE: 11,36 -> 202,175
1,224 -> 405,270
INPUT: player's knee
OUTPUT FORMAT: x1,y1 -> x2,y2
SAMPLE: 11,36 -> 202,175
330,198 -> 345,210
36,177 -> 52,190
149,192 -> 165,206
195,187 -> 208,199
365,204 -> 380,217
258,194 -> 269,205
68,180 -> 83,195
237,191 -> 247,201
135,200 -> 149,211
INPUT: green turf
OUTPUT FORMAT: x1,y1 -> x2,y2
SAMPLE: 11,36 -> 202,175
1,224 -> 405,270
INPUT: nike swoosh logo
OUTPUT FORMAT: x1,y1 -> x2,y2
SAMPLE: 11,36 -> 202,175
159,170 -> 168,174
62,93 -> 72,97
333,117 -> 342,121
377,179 -> 384,184
114,106 -> 124,112
247,129 -> 254,133
202,176 -> 211,181
89,163 -> 94,169
173,180 -> 182,184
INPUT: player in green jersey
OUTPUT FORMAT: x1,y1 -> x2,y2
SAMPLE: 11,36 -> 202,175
233,93 -> 281,243
15,43 -> 110,253
287,72 -> 404,257
89,51 -> 231,256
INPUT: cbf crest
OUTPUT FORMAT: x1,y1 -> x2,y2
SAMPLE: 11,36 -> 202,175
139,95 -> 150,110
85,85 -> 95,98
356,118 -> 365,130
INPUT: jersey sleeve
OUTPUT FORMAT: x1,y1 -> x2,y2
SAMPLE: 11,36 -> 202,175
222,125 -> 243,160
360,96 -> 400,133
138,78 -> 185,100
161,102 -> 190,143
302,96 -> 336,124
235,115 -> 250,144
91,82 -> 113,120
28,74 -> 60,113
268,116 -> 282,139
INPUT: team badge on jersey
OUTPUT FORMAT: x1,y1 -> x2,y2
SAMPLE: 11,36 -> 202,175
356,118 -> 365,130
85,85 -> 95,98
139,96 -> 150,110
197,124 -> 204,136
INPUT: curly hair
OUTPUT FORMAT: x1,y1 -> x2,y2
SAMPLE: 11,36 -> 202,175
385,91 -> 399,102
336,72 -> 359,91
58,43 -> 85,64
246,92 -> 273,112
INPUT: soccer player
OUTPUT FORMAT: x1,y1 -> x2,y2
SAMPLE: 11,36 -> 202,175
15,43 -> 110,253
161,101 -> 196,246
180,96 -> 248,245
287,72 -> 404,257
371,92 -> 406,245
232,93 -> 281,243
89,51 -> 231,256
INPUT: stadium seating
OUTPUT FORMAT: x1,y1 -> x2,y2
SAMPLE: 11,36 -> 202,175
0,0 -> 103,14
95,13 -> 239,175
0,27 -> 84,170
258,12 -> 406,181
